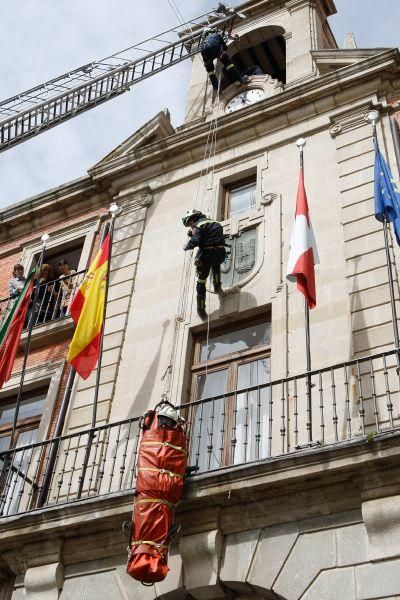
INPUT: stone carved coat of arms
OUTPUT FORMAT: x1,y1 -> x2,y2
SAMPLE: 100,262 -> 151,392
221,227 -> 257,288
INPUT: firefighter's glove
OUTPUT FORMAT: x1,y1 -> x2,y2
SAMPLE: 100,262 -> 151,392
187,230 -> 193,237
183,242 -> 190,251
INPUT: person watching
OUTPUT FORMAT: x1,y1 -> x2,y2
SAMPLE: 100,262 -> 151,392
8,264 -> 26,299
58,259 -> 77,317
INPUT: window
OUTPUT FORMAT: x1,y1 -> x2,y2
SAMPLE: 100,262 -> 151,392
0,388 -> 47,514
32,239 -> 84,276
230,29 -> 286,84
189,318 -> 271,472
223,177 -> 257,219
27,239 -> 86,326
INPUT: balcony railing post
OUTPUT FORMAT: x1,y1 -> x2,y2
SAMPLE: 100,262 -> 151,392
305,300 -> 313,443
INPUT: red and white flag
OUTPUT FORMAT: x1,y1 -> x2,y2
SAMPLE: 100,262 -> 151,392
286,169 -> 319,309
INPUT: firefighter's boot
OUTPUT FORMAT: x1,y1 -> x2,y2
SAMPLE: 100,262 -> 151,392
208,73 -> 219,91
197,296 -> 207,320
213,272 -> 224,295
226,63 -> 243,86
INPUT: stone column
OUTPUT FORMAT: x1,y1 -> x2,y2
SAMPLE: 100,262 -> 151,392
329,104 -> 400,357
2,539 -> 64,600
179,530 -> 226,600
24,562 -> 64,600
285,0 -> 319,83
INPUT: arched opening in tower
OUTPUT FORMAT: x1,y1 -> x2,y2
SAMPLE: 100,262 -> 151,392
227,26 -> 286,87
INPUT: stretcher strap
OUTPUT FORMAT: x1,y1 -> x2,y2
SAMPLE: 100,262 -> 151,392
141,440 -> 187,454
132,540 -> 168,550
138,467 -> 184,478
135,497 -> 178,509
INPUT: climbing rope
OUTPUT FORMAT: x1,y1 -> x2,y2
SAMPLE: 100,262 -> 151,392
160,61 -> 224,407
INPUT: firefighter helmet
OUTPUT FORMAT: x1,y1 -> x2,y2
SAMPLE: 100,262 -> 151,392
202,26 -> 219,39
157,404 -> 179,429
158,404 -> 178,422
182,209 -> 205,227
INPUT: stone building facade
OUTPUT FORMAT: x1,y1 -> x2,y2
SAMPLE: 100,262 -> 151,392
1,0 -> 400,598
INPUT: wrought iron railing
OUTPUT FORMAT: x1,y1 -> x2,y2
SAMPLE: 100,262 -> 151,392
0,269 -> 86,330
0,348 -> 399,517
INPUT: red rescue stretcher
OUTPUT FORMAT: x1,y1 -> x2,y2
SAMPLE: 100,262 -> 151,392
127,402 -> 187,584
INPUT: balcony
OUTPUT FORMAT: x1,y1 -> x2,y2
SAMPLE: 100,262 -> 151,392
0,270 -> 86,333
0,347 -> 399,518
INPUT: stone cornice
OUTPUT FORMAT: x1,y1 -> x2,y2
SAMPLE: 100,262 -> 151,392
90,48 -> 399,184
0,177 -> 105,243
285,0 -> 336,15
285,0 -> 315,12
224,0 -> 288,21
0,430 -> 399,554
0,176 -> 94,224
233,0 -> 335,19
0,48 -> 397,234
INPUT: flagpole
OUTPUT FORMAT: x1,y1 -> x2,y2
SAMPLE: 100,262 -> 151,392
37,221 -> 112,507
77,203 -> 120,499
368,110 -> 400,350
91,204 -> 119,428
10,233 -> 50,449
296,137 -> 313,443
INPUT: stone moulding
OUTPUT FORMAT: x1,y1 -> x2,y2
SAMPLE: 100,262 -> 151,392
329,101 -> 383,138
89,49 -> 399,184
114,185 -> 154,210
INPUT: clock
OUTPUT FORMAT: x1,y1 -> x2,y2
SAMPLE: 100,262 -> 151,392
225,88 -> 265,113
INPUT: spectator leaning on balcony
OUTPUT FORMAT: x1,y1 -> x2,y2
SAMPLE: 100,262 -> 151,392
8,264 -> 26,299
58,259 -> 77,317
32,264 -> 58,324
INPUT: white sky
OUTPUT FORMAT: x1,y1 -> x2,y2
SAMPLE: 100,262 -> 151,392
0,0 -> 399,209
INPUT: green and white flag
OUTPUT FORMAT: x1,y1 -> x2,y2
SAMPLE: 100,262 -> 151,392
0,271 -> 35,389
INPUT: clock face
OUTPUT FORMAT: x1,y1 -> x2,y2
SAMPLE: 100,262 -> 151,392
225,88 -> 264,113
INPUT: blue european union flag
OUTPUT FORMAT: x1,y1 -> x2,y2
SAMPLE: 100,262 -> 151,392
374,140 -> 400,245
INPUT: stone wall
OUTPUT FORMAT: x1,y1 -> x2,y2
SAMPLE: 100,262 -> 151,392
2,435 -> 400,600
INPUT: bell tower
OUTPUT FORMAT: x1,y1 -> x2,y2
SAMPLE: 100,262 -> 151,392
184,0 -> 337,123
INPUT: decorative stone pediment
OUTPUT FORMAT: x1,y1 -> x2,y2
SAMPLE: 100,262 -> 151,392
312,48 -> 389,75
94,109 -> 175,166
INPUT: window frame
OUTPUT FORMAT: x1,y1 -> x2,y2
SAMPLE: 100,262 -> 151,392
20,217 -> 101,280
191,315 -> 270,371
188,315 -> 271,468
0,386 -> 49,514
222,175 -> 257,220
0,386 -> 48,446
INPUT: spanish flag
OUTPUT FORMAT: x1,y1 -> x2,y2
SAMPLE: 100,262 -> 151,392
67,234 -> 111,379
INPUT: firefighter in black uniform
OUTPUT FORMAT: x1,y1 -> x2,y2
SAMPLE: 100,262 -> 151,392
199,26 -> 244,91
182,209 -> 226,319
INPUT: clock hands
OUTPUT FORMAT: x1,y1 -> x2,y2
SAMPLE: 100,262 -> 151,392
226,89 -> 264,112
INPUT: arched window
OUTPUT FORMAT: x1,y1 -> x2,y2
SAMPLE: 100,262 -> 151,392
227,26 -> 286,88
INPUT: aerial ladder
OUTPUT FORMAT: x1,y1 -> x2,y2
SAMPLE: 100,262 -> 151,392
0,4 -> 244,153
